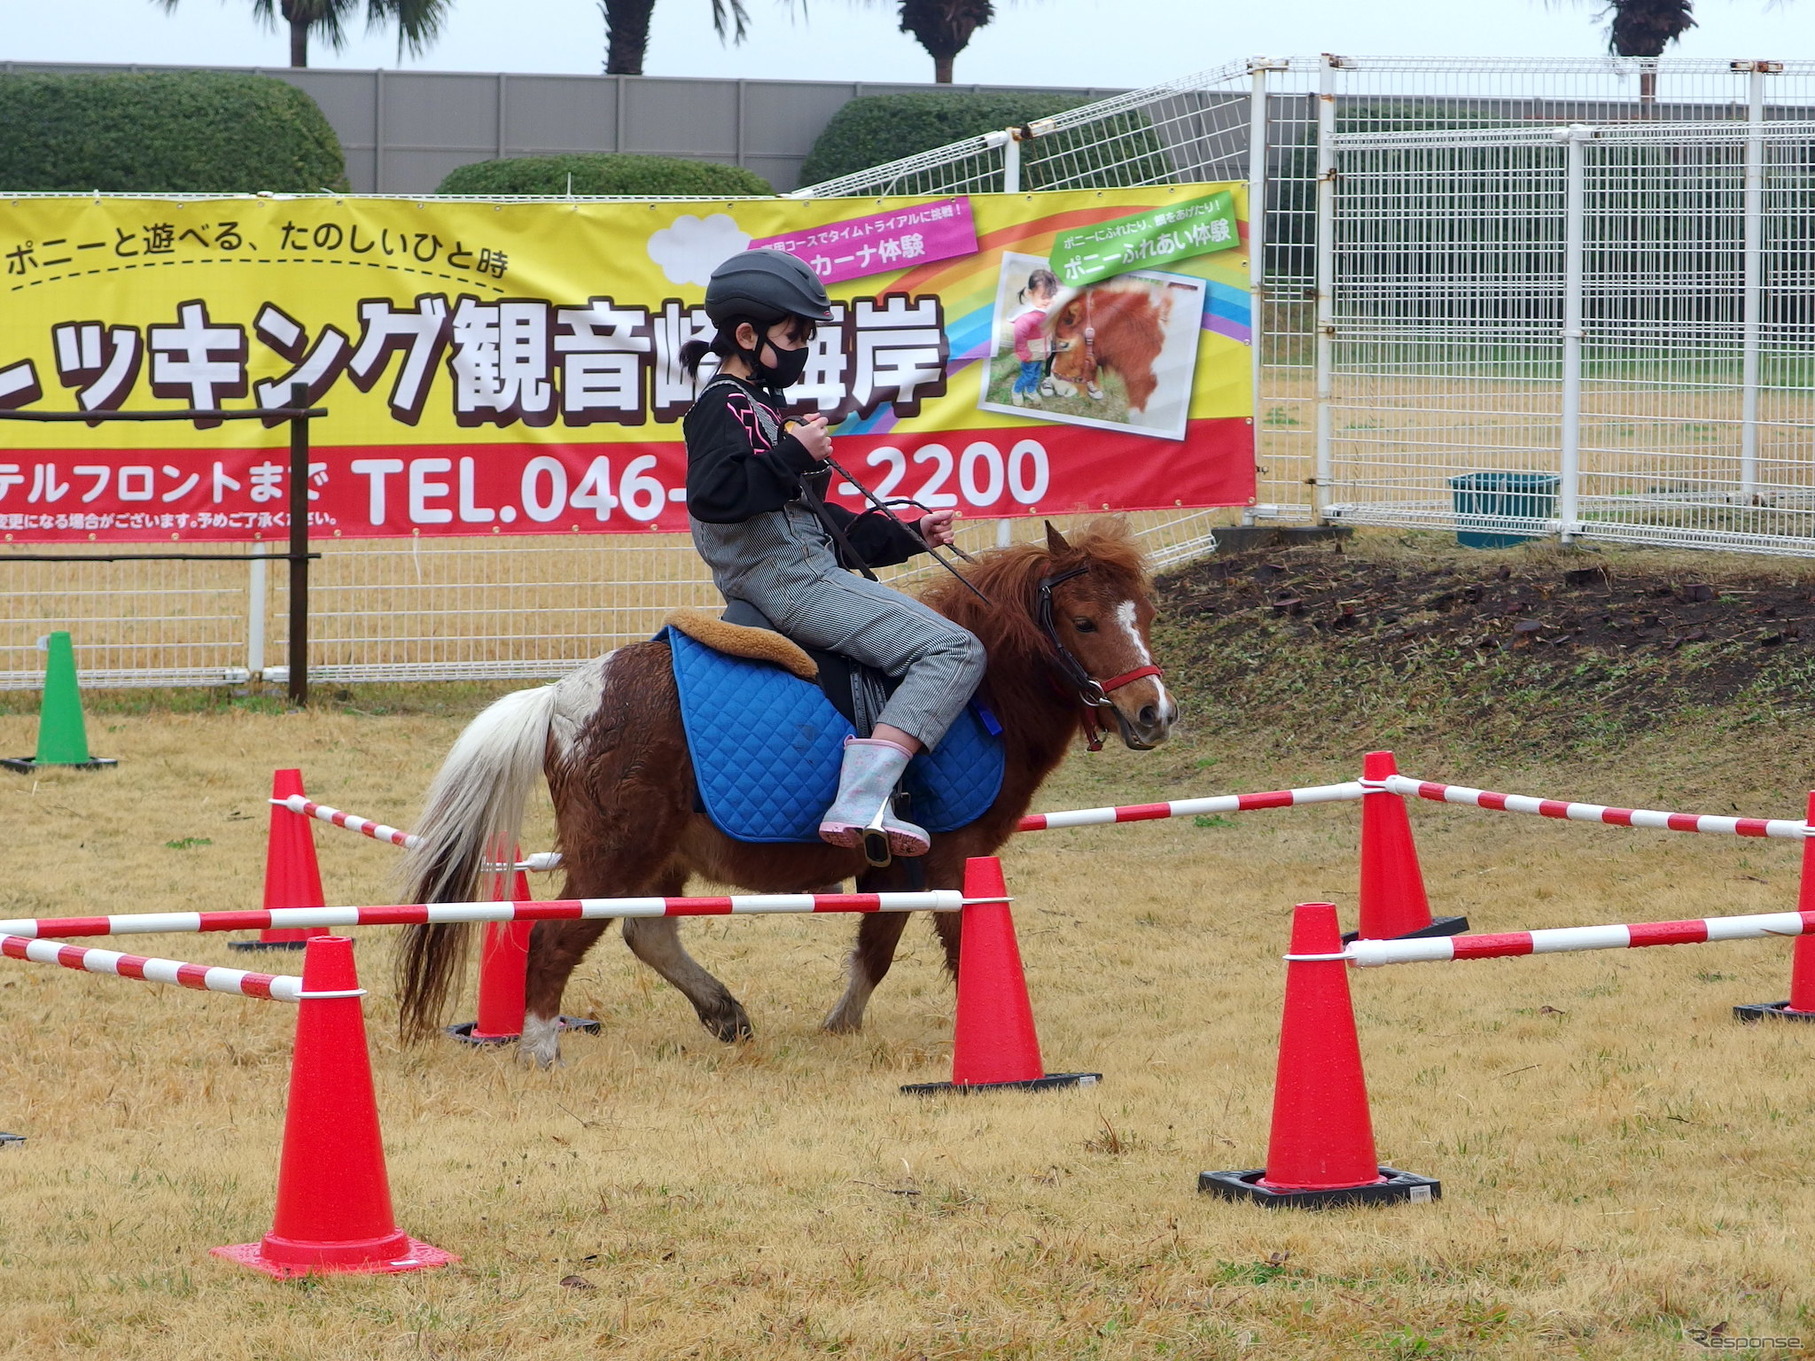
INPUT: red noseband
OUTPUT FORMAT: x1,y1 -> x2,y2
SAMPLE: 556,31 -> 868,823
1095,664 -> 1164,695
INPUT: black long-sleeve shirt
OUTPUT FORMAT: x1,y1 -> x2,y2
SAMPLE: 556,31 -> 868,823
683,375 -> 925,570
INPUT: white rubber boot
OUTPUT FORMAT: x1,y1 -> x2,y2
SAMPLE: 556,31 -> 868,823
818,737 -> 930,860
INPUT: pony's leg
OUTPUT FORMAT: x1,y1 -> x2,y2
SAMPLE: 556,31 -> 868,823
822,911 -> 909,1035
521,918 -> 616,1068
825,856 -> 962,1033
824,863 -> 911,1033
622,913 -> 753,1044
613,866 -> 751,1043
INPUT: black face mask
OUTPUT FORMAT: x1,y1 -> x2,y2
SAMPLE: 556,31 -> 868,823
748,336 -> 810,390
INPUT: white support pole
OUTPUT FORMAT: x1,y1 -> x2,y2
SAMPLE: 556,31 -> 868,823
1558,125 -> 1588,542
1312,54 -> 1338,521
1248,58 -> 1280,501
996,120 -> 1031,546
1740,65 -> 1767,503
247,541 -> 268,680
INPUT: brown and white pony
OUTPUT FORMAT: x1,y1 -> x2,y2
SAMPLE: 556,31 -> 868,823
394,519 -> 1175,1065
1046,281 -> 1175,417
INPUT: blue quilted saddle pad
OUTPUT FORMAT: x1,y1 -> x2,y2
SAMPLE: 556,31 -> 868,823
663,626 -> 1004,845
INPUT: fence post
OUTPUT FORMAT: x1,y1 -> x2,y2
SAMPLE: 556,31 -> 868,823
1312,53 -> 1339,522
287,383 -> 311,707
247,542 -> 267,681
1002,131 -> 1021,193
1739,61 -> 1774,503
1248,58 -> 1282,487
1558,125 -> 1588,543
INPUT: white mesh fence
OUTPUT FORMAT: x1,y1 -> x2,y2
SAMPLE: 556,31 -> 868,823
1326,118 -> 1815,552
800,54 -> 1815,546
0,510 -> 1218,689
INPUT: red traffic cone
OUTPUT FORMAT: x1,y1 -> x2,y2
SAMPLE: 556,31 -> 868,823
213,936 -> 456,1276
1201,902 -> 1438,1207
445,860 -> 601,1046
902,857 -> 1099,1095
1352,751 -> 1467,942
1736,791 -> 1815,1022
231,770 -> 329,952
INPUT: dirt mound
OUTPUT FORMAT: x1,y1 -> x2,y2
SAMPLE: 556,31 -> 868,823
1154,532 -> 1815,759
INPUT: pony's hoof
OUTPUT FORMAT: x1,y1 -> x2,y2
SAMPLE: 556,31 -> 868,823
821,1007 -> 863,1035
519,1014 -> 564,1068
702,1006 -> 754,1044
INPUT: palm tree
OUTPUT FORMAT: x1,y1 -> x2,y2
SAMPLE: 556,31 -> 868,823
1606,0 -> 1695,56
896,0 -> 995,84
600,0 -> 752,76
152,0 -> 452,69
1598,0 -> 1696,102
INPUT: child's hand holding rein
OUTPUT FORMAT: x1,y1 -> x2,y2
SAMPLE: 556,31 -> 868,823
917,507 -> 959,549
784,413 -> 833,463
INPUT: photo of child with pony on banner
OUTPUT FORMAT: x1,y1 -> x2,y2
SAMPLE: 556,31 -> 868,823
978,250 -> 1208,442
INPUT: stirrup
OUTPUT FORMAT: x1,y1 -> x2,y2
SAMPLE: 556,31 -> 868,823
861,822 -> 893,869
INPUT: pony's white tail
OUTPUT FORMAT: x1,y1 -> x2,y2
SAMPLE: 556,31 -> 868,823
394,684 -> 557,1039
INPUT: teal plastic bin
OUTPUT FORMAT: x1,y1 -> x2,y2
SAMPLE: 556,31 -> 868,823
1449,472 -> 1559,549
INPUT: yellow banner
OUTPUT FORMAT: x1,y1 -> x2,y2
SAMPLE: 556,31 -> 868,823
0,189 -> 1252,540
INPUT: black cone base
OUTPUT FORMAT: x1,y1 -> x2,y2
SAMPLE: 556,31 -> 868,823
0,1133 -> 23,1148
902,1071 -> 1101,1096
1,756 -> 116,773
445,1015 -> 602,1046
1342,915 -> 1469,946
228,939 -> 309,952
1734,1001 -> 1815,1023
1199,1166 -> 1440,1209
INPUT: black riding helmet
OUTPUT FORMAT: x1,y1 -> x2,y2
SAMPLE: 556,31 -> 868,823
704,249 -> 834,327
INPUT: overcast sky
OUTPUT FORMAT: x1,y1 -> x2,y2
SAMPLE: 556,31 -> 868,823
0,0 -> 1806,89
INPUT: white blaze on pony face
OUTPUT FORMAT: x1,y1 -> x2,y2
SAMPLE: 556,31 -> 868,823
1112,599 -> 1177,734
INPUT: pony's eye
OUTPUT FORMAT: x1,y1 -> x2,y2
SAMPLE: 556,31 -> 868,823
1072,617 -> 1097,633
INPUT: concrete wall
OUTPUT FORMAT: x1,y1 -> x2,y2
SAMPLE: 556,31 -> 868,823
0,61 -> 1122,193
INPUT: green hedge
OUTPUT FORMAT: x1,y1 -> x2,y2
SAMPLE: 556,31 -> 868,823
437,154 -> 772,197
798,91 -> 1173,190
0,72 -> 346,193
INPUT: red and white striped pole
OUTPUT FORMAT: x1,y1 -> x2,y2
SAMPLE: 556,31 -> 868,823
2,933 -> 303,1000
1018,781 -> 1366,831
1346,905 -> 1815,968
273,795 -> 562,871
0,889 -> 967,942
1384,774 -> 1813,840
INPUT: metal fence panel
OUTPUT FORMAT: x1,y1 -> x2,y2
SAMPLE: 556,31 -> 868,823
0,512 -> 1218,689
1323,118 -> 1815,555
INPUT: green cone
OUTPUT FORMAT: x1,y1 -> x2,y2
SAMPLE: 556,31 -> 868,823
34,631 -> 94,765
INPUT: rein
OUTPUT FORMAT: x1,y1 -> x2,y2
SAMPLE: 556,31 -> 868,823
1035,563 -> 1165,752
1082,289 -> 1098,380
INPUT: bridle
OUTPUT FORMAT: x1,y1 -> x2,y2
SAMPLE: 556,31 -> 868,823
1035,563 -> 1165,751
1060,291 -> 1099,387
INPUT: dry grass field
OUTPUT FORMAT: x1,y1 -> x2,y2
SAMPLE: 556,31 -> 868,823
5,534 -> 1815,1358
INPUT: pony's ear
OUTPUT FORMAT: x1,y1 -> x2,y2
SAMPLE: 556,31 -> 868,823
1044,521 -> 1072,555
